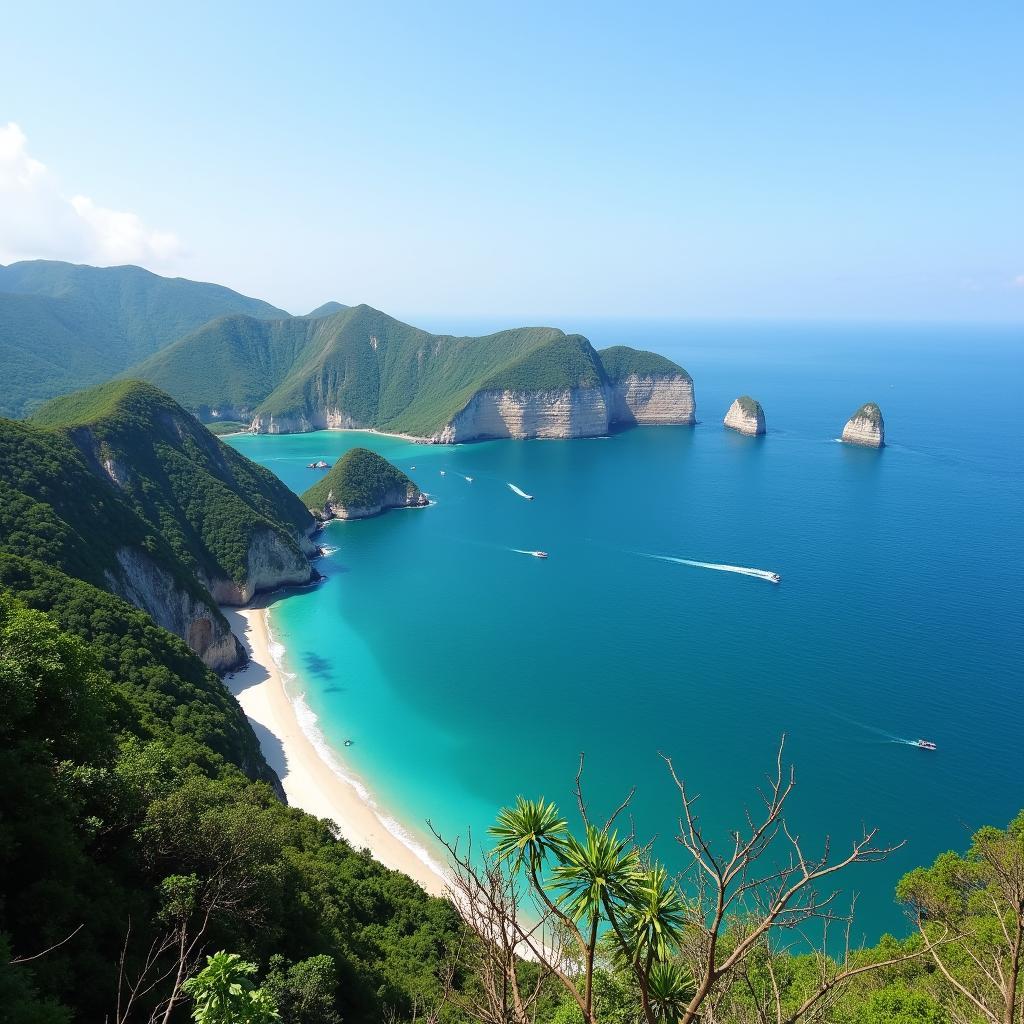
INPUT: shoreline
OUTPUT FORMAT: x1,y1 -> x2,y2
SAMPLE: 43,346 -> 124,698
222,603 -> 449,897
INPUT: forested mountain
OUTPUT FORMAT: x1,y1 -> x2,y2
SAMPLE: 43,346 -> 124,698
2,381 -> 317,669
128,303 -> 694,439
0,261 -> 287,417
0,261 -> 694,442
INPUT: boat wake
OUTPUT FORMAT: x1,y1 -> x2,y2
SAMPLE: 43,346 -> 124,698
644,554 -> 779,583
507,482 -> 534,500
828,713 -> 936,750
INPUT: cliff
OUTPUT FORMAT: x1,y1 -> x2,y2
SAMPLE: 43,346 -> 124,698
427,372 -> 696,443
841,402 -> 885,448
128,304 -> 696,441
724,396 -> 766,436
302,448 -> 428,520
10,381 -> 322,669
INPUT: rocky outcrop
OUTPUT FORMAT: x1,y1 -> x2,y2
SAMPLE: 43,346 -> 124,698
724,396 -> 766,436
250,409 -> 367,434
606,374 -> 696,427
314,483 -> 429,521
431,387 -> 610,443
105,547 -> 244,672
249,376 -> 696,441
841,403 -> 885,448
203,526 -> 319,605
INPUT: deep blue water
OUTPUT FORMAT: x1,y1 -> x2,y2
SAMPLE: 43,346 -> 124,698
227,320 -> 1023,944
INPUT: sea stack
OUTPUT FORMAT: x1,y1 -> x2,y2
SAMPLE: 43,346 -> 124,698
841,402 -> 885,448
723,396 -> 766,436
301,447 -> 428,520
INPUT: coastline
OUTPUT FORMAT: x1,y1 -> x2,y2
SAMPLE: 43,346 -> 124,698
222,603 -> 449,897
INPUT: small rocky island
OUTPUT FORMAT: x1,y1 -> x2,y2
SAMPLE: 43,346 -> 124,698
723,395 -> 766,436
841,402 -> 885,448
301,447 -> 428,521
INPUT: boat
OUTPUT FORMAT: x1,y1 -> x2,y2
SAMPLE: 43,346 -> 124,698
913,739 -> 937,750
306,460 -> 330,470
440,470 -> 446,476
465,476 -> 474,482
344,739 -> 353,747
769,572 -> 781,583
532,551 -> 549,559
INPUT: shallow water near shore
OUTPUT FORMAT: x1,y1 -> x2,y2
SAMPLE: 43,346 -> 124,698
228,320 -> 1023,943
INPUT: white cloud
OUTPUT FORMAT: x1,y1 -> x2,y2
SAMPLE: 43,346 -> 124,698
0,122 -> 182,268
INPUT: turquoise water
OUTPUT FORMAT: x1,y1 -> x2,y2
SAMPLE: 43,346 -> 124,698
227,321 -> 1023,943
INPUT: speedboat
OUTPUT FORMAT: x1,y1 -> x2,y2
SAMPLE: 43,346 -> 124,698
532,551 -> 549,559
913,739 -> 937,750
769,572 -> 781,583
465,476 -> 474,482
440,470 -> 446,476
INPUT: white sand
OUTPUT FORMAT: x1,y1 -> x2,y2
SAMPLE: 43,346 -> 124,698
222,604 -> 448,897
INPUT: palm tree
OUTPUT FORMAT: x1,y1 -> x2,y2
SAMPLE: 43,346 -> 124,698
646,959 -> 696,1023
549,824 -> 641,1020
490,796 -> 567,874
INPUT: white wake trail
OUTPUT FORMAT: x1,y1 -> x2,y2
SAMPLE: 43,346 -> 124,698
647,554 -> 779,583
507,482 -> 534,500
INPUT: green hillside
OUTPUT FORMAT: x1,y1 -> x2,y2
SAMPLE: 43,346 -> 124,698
0,557 -> 464,1023
302,447 -> 421,512
598,344 -> 691,382
30,380 -> 314,588
0,261 -> 287,417
126,303 -> 688,438
306,300 -> 349,317
129,313 -> 321,417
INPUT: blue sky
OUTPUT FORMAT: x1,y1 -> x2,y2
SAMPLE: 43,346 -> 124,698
1,0 -> 1021,322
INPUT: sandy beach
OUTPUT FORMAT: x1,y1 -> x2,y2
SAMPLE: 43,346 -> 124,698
222,604 -> 449,897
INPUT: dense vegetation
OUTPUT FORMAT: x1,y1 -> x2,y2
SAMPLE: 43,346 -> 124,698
0,261 -> 286,417
205,421 -> 250,436
301,447 -> 421,513
128,304 -> 690,437
597,346 -> 691,383
0,566 -> 465,1023
850,402 -> 883,424
734,395 -> 763,417
29,380 -> 314,588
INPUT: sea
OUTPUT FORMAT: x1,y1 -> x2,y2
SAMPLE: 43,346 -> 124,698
226,319 -> 1023,944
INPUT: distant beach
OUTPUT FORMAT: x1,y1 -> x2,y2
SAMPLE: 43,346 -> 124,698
222,604 -> 449,897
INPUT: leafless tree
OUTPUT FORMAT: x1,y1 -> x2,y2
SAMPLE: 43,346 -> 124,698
439,737 -> 935,1024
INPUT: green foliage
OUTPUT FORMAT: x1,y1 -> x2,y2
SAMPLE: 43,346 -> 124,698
845,984 -> 947,1023
127,304 -> 690,437
597,346 -> 689,383
264,954 -> 342,1024
733,395 -> 763,417
206,421 -> 250,435
28,380 -> 313,587
850,401 -> 883,424
301,447 -> 420,513
182,951 -> 280,1024
0,260 -> 285,417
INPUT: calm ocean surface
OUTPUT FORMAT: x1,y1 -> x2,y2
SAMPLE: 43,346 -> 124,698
227,320 -> 1023,943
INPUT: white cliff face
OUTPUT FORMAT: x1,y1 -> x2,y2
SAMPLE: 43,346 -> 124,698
723,397 -> 766,436
203,527 -> 317,605
105,548 -> 243,672
250,409 -> 367,434
606,375 -> 696,426
249,376 -> 696,441
431,376 -> 696,443
433,387 -> 611,443
841,405 -> 885,448
319,484 -> 429,521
